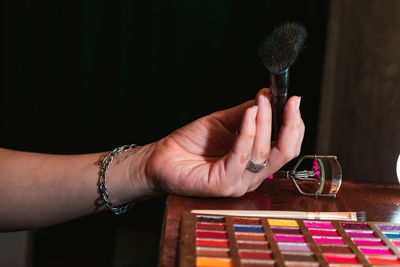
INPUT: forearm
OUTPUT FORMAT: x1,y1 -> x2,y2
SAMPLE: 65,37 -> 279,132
0,146 -> 153,231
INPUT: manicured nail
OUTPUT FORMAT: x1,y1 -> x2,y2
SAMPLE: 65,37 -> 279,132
296,97 -> 301,111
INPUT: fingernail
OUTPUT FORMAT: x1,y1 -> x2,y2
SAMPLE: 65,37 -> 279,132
262,91 -> 270,105
296,97 -> 301,111
251,105 -> 258,120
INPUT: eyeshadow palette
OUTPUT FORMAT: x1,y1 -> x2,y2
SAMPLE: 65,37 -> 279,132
179,212 -> 400,266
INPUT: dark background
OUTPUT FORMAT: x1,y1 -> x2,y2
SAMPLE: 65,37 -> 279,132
1,0 -> 330,266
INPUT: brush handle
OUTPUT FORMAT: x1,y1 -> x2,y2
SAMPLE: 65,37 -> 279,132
270,69 -> 289,140
191,210 -> 359,221
272,95 -> 287,140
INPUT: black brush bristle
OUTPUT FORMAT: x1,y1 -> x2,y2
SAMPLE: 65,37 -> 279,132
259,22 -> 308,74
356,211 -> 367,222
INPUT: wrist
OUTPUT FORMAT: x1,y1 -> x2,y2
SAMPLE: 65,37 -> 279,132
127,143 -> 159,199
102,144 -> 153,209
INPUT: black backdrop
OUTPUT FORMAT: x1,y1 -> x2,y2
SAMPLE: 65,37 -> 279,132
1,0 -> 329,266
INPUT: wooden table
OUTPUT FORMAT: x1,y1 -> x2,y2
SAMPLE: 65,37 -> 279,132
158,178 -> 400,267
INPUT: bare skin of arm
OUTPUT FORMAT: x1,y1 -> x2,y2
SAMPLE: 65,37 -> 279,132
0,88 -> 304,231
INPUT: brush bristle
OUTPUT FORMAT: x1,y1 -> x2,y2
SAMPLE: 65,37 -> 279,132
356,211 -> 367,222
259,22 -> 308,74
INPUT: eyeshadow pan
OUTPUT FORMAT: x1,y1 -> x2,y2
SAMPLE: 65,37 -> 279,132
344,230 -> 376,238
308,228 -> 338,236
196,222 -> 226,231
239,249 -> 273,259
318,244 -> 353,254
366,255 -> 400,265
240,259 -> 275,267
304,221 -> 335,228
196,230 -> 227,239
277,242 -> 311,252
273,234 -> 306,242
268,219 -> 298,227
196,238 -> 229,248
282,252 -> 316,261
197,247 -> 230,257
351,238 -> 384,246
197,215 -> 225,223
328,264 -> 362,267
271,226 -> 301,235
234,224 -> 264,232
340,222 -> 370,230
313,236 -> 345,244
235,232 -> 266,241
382,231 -> 400,239
375,224 -> 400,231
236,240 -> 269,250
183,213 -> 400,267
196,256 -> 232,267
390,239 -> 400,246
233,217 -> 261,225
358,246 -> 393,255
323,253 -> 359,263
285,262 -> 319,266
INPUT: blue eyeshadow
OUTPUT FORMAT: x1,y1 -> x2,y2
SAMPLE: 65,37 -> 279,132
383,232 -> 400,238
234,224 -> 264,232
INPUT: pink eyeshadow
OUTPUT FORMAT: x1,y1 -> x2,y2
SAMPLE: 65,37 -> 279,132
196,231 -> 227,239
304,221 -> 335,228
308,228 -> 338,236
273,234 -> 306,242
352,238 -> 384,246
359,247 -> 393,255
345,230 -> 376,238
313,236 -> 344,244
391,240 -> 400,246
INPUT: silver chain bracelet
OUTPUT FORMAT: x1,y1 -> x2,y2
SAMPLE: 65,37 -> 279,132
98,144 -> 138,215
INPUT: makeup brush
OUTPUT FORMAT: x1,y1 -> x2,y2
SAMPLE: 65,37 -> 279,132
191,210 -> 367,222
259,22 -> 308,140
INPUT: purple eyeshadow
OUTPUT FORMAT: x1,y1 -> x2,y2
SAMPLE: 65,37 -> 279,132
375,224 -> 400,231
277,242 -> 311,252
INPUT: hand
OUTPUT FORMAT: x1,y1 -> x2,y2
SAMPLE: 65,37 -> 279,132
144,88 -> 304,197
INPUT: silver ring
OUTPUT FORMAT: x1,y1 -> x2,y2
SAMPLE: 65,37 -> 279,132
246,158 -> 267,173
